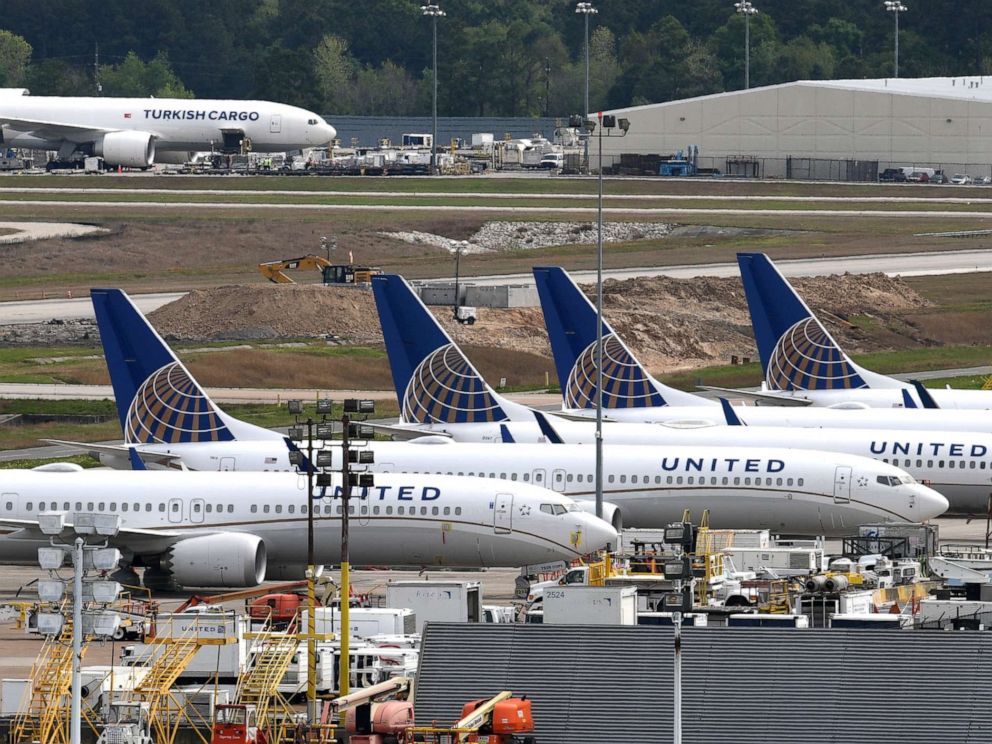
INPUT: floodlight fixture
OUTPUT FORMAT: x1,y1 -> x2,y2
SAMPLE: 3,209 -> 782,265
36,612 -> 65,635
88,581 -> 123,604
661,590 -> 692,614
38,512 -> 65,536
316,473 -> 333,488
288,450 -> 304,467
316,450 -> 334,467
89,547 -> 122,571
348,423 -> 375,439
347,450 -> 375,465
348,473 -> 375,488
82,610 -> 121,637
344,399 -> 375,415
663,556 -> 693,581
37,579 -> 65,602
287,400 -> 303,415
316,399 -> 334,415
618,118 -> 630,133
316,424 -> 335,440
38,547 -> 65,570
288,427 -> 305,441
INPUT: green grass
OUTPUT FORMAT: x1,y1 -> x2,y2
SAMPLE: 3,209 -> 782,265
917,375 -> 992,390
0,454 -> 101,470
851,346 -> 992,374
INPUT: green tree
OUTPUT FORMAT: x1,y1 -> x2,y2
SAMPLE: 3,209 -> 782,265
99,51 -> 193,98
25,59 -> 91,96
313,35 -> 359,113
0,29 -> 32,87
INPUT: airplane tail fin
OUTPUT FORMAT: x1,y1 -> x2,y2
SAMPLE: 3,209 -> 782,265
532,266 -> 709,410
736,253 -> 899,391
371,275 -> 532,424
91,289 -> 281,445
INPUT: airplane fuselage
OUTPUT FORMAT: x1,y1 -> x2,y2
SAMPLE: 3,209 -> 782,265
116,441 -> 947,535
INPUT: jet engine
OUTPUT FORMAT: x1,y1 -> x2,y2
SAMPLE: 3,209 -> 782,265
163,533 -> 266,588
573,500 -> 623,532
94,130 -> 156,167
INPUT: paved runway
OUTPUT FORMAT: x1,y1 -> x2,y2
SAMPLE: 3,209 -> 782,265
2,249 -> 990,324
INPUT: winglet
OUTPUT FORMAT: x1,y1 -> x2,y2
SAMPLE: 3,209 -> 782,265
533,410 -> 565,444
900,389 -> 918,409
719,398 -> 746,426
910,380 -> 940,409
371,274 -> 531,424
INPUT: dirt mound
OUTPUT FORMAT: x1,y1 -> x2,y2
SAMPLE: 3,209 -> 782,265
148,273 -> 932,371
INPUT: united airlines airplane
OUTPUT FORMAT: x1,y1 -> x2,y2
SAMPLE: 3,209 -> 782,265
0,467 -> 615,588
735,252 -> 992,409
0,88 -> 335,166
60,288 -> 948,534
534,266 -> 992,434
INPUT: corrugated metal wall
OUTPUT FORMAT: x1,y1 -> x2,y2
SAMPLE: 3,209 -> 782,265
416,624 -> 992,743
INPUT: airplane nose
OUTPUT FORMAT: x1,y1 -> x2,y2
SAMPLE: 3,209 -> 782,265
325,124 -> 337,142
577,512 -> 619,553
915,485 -> 949,520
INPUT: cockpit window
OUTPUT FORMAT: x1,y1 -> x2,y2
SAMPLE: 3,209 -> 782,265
876,475 -> 901,487
540,503 -> 568,516
308,118 -> 318,125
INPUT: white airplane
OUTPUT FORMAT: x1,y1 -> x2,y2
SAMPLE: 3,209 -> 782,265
66,289 -> 948,534
0,466 -> 615,589
734,252 -> 992,409
533,266 -> 992,434
0,88 -> 336,166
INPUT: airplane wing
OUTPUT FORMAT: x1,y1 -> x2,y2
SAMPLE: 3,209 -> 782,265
41,440 -> 184,468
0,517 -> 182,553
696,386 -> 813,407
0,116 -> 119,143
362,423 -> 453,441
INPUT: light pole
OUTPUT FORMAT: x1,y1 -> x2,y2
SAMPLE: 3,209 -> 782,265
735,1 -> 758,90
588,113 -> 629,520
885,1 -> 907,78
422,4 -> 445,175
576,2 -> 597,172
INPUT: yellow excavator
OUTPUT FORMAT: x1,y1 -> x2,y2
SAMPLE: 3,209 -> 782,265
257,254 -> 382,285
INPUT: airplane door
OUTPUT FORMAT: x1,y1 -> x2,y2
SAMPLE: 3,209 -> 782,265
494,493 -> 513,534
167,498 -> 183,523
270,114 -> 282,133
551,469 -> 566,493
190,498 -> 205,524
833,466 -> 852,503
219,457 -> 235,472
531,469 -> 547,488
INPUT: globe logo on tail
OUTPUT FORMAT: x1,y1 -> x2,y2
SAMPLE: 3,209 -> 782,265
125,362 -> 234,444
565,335 -> 665,409
766,318 -> 866,391
402,344 -> 506,424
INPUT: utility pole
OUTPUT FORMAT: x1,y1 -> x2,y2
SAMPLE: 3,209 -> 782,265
734,1 -> 758,90
422,4 -> 446,175
885,1 -> 908,78
576,3 -> 598,172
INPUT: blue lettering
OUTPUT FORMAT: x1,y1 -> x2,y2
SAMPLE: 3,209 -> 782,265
930,443 -> 944,456
195,110 -> 206,120
422,487 -> 440,501
375,486 -> 389,500
870,441 -> 886,455
144,109 -> 152,118
173,109 -> 181,119
209,111 -> 219,120
971,445 -> 988,458
893,441 -> 910,456
949,443 -> 964,457
686,458 -> 703,472
745,459 -> 760,473
238,111 -> 249,121
333,485 -> 344,498
724,458 -> 740,472
768,459 -> 785,473
661,458 -> 679,472
397,486 -> 414,501
249,112 -> 260,121
229,110 -> 237,120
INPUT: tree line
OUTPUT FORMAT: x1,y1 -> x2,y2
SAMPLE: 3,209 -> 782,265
1,0 -> 989,116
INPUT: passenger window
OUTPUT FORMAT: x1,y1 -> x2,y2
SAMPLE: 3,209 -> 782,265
170,502 -> 178,512
798,478 -> 804,487
228,505 -> 234,513
609,475 -> 615,483
251,505 -> 258,514
397,506 -> 404,515
631,475 -> 637,484
192,503 -> 200,512
288,505 -> 295,514
26,503 -> 32,511
523,473 -> 530,482
776,478 -> 783,486
386,506 -> 393,515
443,506 -> 451,515
157,504 -> 165,512
99,502 -> 105,511
3,502 -> 9,511
75,502 -> 82,511
667,476 -> 673,485
275,505 -> 282,514
432,506 -> 439,515
511,473 -> 518,481
620,475 -> 626,484
455,506 -> 462,515
63,501 -> 70,511
263,505 -> 270,513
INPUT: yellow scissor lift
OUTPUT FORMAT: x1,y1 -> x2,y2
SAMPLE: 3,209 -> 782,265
10,614 -> 90,744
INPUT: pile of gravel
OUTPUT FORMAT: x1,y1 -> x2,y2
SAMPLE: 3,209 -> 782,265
382,220 -> 674,253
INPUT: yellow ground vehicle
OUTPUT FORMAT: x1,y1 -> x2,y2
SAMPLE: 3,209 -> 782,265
257,255 -> 382,285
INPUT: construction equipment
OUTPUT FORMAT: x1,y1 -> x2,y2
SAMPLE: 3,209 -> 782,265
407,691 -> 535,744
257,254 -> 382,285
329,677 -> 412,744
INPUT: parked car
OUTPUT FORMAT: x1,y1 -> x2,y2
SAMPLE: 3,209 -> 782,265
879,168 -> 907,182
931,171 -> 947,184
906,171 -> 930,183
950,174 -> 974,185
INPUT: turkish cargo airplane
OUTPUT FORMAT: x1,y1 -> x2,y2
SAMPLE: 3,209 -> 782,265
60,288 -> 949,535
534,266 -> 992,434
0,88 -> 335,166
0,467 -> 614,588
733,252 -> 992,409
